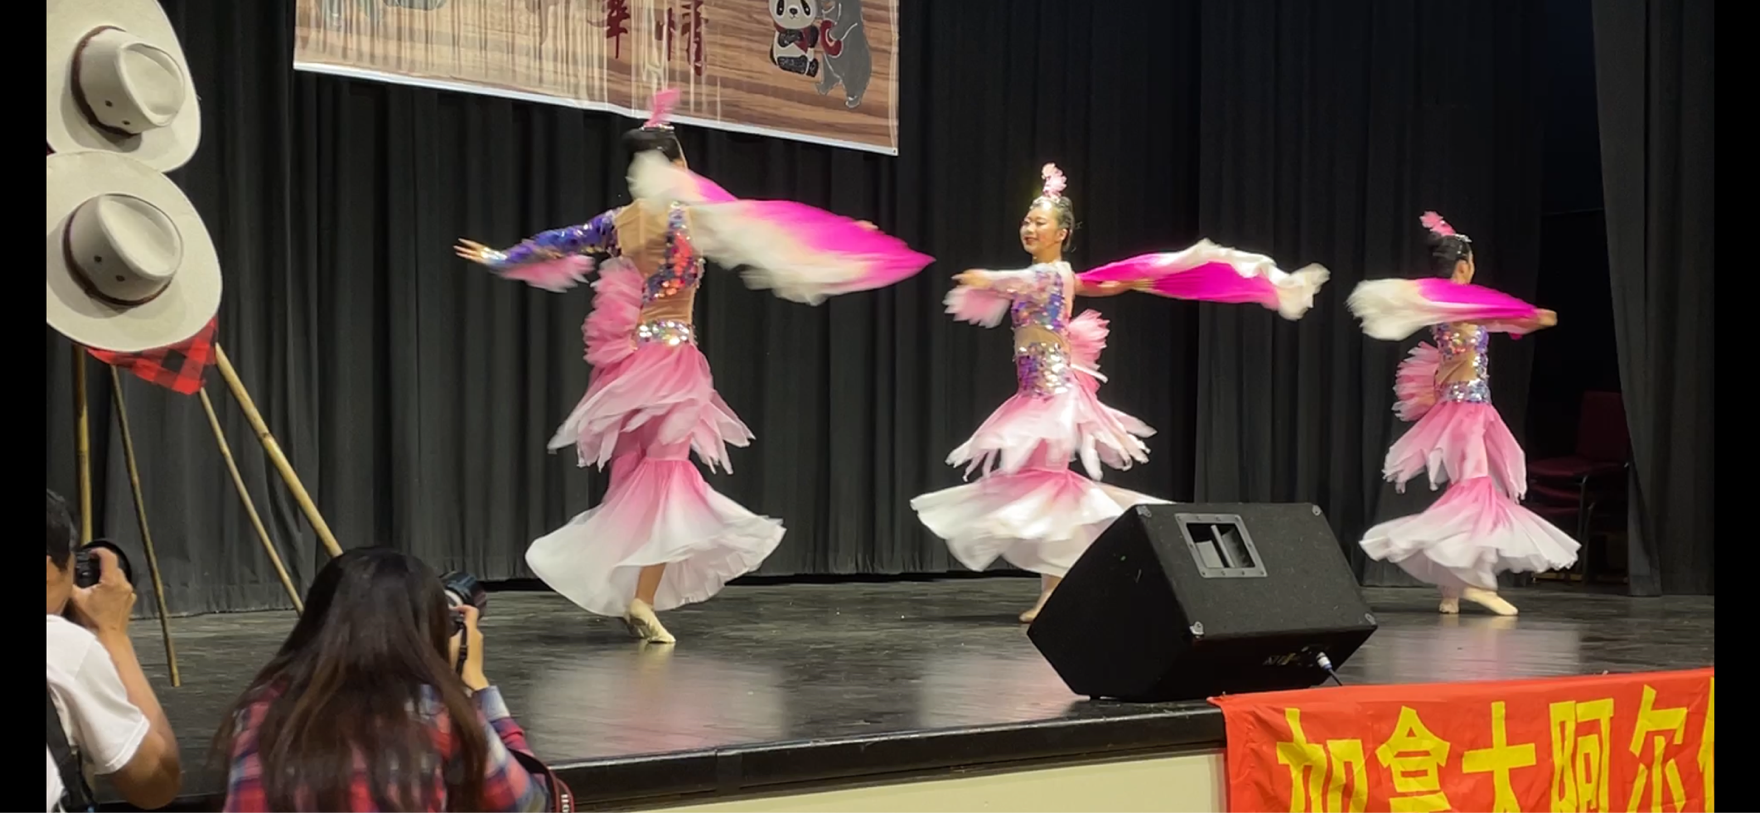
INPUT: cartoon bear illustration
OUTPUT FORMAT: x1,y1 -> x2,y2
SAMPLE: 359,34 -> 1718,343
769,0 -> 821,79
814,0 -> 872,108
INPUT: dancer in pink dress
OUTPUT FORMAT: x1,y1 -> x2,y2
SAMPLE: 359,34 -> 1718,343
911,164 -> 1330,622
1347,212 -> 1577,616
456,90 -> 931,643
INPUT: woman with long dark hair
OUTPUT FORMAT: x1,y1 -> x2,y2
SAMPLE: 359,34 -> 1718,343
215,548 -> 548,812
1347,212 -> 1577,616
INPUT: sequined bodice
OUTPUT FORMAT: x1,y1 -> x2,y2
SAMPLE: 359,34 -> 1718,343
1009,264 -> 1075,398
633,204 -> 702,348
1433,322 -> 1490,403
1008,264 -> 1073,333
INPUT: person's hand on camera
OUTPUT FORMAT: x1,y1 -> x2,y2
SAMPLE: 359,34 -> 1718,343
448,605 -> 490,692
68,547 -> 136,638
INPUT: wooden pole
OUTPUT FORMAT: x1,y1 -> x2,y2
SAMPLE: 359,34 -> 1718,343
73,346 -> 92,543
212,344 -> 343,558
198,388 -> 304,613
108,368 -> 180,687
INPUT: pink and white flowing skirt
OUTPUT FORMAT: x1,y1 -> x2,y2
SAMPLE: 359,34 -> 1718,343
912,451 -> 1170,578
527,261 -> 785,616
526,441 -> 785,616
947,379 -> 1154,481
1359,401 -> 1578,589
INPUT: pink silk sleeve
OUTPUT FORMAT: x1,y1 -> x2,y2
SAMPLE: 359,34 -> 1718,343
1077,240 -> 1329,320
628,153 -> 932,305
1348,278 -> 1542,341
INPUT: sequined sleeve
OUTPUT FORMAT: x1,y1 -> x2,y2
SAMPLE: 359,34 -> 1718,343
481,209 -> 618,271
963,268 -> 1040,296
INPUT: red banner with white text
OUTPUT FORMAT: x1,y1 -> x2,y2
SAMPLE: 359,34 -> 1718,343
1211,668 -> 1714,813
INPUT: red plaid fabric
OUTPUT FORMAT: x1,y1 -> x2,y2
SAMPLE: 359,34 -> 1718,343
222,686 -> 549,812
86,317 -> 219,396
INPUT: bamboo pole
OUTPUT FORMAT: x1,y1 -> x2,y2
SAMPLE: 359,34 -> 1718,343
108,368 -> 180,687
73,346 -> 92,544
198,388 -> 304,613
212,344 -> 343,558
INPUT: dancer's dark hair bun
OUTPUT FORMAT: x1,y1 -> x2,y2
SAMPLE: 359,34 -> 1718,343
622,127 -> 684,163
1425,231 -> 1472,276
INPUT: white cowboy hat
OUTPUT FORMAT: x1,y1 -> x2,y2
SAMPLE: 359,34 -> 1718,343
46,0 -> 202,171
46,151 -> 222,353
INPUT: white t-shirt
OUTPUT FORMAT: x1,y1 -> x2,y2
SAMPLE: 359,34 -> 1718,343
46,614 -> 149,812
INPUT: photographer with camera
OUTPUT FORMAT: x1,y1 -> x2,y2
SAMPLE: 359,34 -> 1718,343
45,490 -> 182,812
215,548 -> 563,812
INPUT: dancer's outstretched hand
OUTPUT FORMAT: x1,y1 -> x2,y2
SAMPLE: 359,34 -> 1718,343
454,239 -> 495,264
954,269 -> 985,288
1537,309 -> 1558,328
855,220 -> 878,231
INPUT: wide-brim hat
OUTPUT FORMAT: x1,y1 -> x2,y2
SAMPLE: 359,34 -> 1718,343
47,0 -> 202,171
46,151 -> 222,353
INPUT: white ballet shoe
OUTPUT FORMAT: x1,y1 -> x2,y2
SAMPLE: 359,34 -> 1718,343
1462,587 -> 1518,617
623,599 -> 676,644
1438,596 -> 1461,614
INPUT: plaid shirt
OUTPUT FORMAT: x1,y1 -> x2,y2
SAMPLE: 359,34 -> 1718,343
222,686 -> 549,812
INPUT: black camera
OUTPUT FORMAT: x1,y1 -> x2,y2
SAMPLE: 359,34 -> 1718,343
74,540 -> 134,589
440,571 -> 486,635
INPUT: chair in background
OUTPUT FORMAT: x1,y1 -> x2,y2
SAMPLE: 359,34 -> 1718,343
1526,391 -> 1630,582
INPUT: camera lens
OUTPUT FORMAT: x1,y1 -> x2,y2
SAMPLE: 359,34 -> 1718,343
73,540 -> 134,589
439,571 -> 487,616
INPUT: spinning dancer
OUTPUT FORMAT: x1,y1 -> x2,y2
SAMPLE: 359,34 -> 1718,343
1347,212 -> 1577,616
456,89 -> 931,643
911,164 -> 1329,622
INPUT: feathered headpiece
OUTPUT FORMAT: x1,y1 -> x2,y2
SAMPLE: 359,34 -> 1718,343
643,88 -> 681,130
1419,211 -> 1471,243
1037,163 -> 1068,202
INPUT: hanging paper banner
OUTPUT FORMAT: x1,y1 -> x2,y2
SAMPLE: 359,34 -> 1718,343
294,0 -> 899,154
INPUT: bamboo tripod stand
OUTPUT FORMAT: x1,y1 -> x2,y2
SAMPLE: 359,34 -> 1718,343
69,341 -> 344,687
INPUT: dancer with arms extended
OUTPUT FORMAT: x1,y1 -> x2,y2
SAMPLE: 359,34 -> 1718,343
1347,212 -> 1577,616
912,164 -> 1329,622
456,89 -> 931,643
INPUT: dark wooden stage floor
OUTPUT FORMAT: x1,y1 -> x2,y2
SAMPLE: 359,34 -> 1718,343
119,578 -> 1714,810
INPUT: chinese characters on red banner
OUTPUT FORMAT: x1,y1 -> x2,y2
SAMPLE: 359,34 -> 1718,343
1214,669 -> 1714,813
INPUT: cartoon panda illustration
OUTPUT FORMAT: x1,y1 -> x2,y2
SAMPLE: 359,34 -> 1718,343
769,0 -> 821,78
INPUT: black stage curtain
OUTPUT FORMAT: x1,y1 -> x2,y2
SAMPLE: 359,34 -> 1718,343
48,0 -> 1568,615
1590,0 -> 1716,595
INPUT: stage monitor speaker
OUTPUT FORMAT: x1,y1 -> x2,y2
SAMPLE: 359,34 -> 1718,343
1027,503 -> 1377,702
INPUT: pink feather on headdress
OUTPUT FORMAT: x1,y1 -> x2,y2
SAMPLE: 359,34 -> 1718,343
1419,211 -> 1456,237
644,88 -> 681,129
1039,163 -> 1067,199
